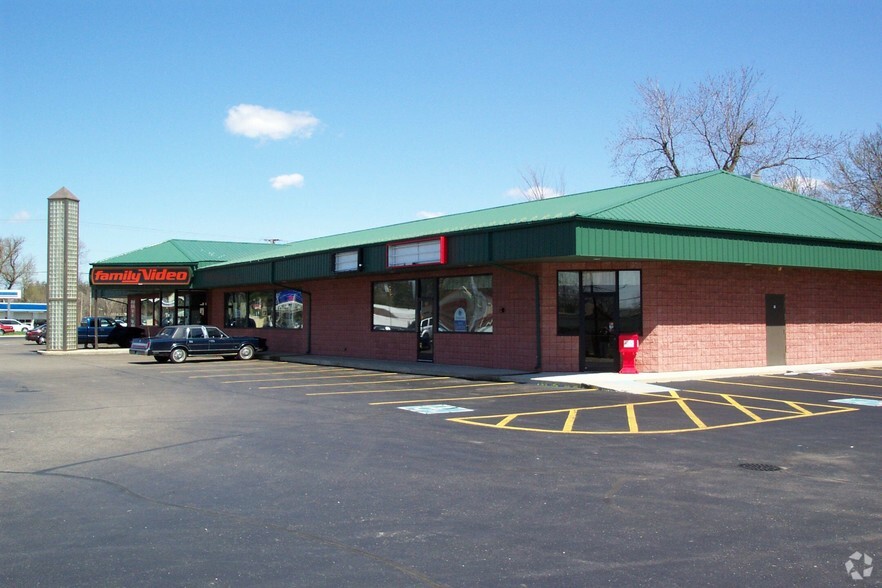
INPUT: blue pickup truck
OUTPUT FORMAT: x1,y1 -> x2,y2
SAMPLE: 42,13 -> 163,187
78,316 -> 145,348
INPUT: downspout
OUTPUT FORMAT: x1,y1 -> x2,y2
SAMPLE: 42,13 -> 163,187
492,263 -> 542,372
271,259 -> 312,355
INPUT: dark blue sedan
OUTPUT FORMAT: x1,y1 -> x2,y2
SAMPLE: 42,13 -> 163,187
129,325 -> 267,364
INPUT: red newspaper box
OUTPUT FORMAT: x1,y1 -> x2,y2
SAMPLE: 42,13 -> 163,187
618,333 -> 640,374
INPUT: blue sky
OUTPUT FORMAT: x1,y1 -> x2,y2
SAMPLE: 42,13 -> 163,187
1,0 -> 880,282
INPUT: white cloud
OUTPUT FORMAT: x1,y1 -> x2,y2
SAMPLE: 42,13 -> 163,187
270,173 -> 305,190
416,210 -> 444,219
225,104 -> 320,140
11,210 -> 31,222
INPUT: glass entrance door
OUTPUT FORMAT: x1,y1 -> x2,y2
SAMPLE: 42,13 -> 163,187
580,272 -> 619,372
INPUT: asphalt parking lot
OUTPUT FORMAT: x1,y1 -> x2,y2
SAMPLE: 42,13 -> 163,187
1,338 -> 880,587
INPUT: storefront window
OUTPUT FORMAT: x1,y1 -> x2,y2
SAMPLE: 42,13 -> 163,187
249,291 -> 274,328
139,296 -> 160,326
274,290 -> 303,329
160,292 -> 175,326
225,292 -> 249,328
438,275 -> 493,333
224,290 -> 302,329
557,271 -> 642,335
557,271 -> 579,335
618,271 -> 642,334
372,280 -> 416,331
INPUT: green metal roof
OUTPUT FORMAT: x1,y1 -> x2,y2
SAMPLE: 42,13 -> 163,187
210,170 -> 882,268
95,239 -> 278,267
99,172 -> 882,279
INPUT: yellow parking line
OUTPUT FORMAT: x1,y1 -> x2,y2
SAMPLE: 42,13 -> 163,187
704,379 -> 882,400
719,394 -> 763,421
683,396 -> 804,416
263,376 -> 444,391
450,407 -> 858,435
766,374 -> 882,390
164,365 -> 291,375
189,367 -> 352,379
369,385 -> 587,405
227,374 -> 438,386
562,409 -> 578,432
784,401 -> 813,415
669,391 -> 707,429
834,371 -> 882,380
497,414 -> 518,427
626,404 -> 638,432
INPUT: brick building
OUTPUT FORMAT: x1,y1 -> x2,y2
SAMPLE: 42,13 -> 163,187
91,171 -> 882,373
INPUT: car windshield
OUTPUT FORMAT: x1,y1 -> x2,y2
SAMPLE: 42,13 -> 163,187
157,327 -> 179,338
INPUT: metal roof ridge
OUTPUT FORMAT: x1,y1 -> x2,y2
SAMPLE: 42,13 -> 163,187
580,170 -> 721,219
727,173 -> 882,241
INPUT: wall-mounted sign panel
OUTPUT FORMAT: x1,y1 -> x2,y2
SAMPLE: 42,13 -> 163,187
387,236 -> 447,268
90,266 -> 192,286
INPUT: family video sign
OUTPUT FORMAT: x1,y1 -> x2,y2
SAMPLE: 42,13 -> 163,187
90,266 -> 192,286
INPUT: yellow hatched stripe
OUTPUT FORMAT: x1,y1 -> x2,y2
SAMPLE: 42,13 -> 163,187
768,374 -> 882,390
705,379 -> 882,400
626,404 -> 639,433
562,409 -> 578,432
720,394 -> 763,421
669,390 -> 707,429
785,401 -> 813,415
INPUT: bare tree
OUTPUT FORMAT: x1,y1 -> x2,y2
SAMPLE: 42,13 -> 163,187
611,66 -> 842,184
0,236 -> 36,289
829,125 -> 882,216
516,165 -> 567,201
611,80 -> 687,181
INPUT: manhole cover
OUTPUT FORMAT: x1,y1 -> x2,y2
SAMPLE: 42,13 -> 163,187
738,463 -> 782,472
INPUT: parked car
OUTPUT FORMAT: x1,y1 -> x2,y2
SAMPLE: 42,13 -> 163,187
129,325 -> 267,364
0,319 -> 29,333
0,323 -> 14,335
25,324 -> 47,345
78,316 -> 145,348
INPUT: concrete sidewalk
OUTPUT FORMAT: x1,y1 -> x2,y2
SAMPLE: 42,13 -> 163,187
529,360 -> 882,393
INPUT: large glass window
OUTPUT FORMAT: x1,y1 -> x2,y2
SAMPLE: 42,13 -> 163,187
274,290 -> 303,329
557,271 -> 642,335
438,275 -> 493,333
225,292 -> 249,328
618,271 -> 642,334
372,280 -> 416,331
557,272 -> 580,335
249,291 -> 275,328
224,290 -> 302,329
161,292 -> 176,326
139,296 -> 160,326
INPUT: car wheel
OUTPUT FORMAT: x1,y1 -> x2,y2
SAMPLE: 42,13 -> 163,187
169,347 -> 188,364
237,345 -> 255,360
154,356 -> 170,363
37,336 -> 46,345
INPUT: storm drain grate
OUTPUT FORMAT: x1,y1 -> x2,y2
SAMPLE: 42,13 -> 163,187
738,463 -> 782,472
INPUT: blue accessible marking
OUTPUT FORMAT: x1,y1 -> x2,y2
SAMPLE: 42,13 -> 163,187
830,398 -> 882,407
398,404 -> 474,415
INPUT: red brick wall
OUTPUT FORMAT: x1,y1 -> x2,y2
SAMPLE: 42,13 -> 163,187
215,268 -> 540,370
209,260 -> 882,374
640,262 -> 882,372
